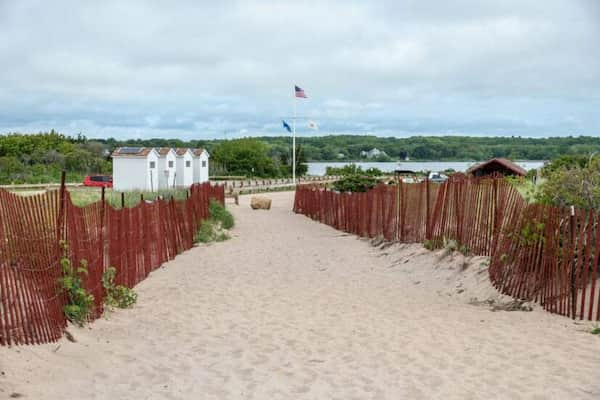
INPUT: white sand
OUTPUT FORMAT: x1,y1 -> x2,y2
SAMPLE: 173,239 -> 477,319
1,191 -> 599,399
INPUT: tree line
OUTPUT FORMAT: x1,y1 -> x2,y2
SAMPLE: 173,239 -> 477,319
1,131 -> 600,184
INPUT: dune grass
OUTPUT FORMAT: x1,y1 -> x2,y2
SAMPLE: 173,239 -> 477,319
194,200 -> 234,243
67,187 -> 190,208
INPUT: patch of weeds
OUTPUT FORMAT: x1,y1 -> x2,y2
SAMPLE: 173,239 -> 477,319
459,244 -> 470,256
58,241 -> 95,326
195,220 -> 216,243
216,231 -> 231,242
195,200 -> 234,243
423,239 -> 435,251
591,326 -> 600,335
101,267 -> 137,310
438,238 -> 458,261
209,200 -> 234,229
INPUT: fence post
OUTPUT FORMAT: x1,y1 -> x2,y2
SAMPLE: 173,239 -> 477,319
425,177 -> 430,240
101,186 -> 106,270
486,178 -> 500,256
57,170 -> 67,243
121,192 -> 125,209
396,175 -> 402,242
570,205 -> 576,319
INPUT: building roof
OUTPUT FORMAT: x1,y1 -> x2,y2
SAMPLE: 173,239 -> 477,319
175,148 -> 192,156
467,158 -> 527,176
192,148 -> 206,156
111,147 -> 154,157
157,147 -> 174,156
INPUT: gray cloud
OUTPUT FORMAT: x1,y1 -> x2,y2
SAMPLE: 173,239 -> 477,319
0,0 -> 598,139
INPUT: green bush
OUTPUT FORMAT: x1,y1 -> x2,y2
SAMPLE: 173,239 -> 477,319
536,157 -> 600,209
332,174 -> 381,192
58,241 -> 95,325
325,164 -> 384,177
194,201 -> 233,244
209,200 -> 234,229
195,220 -> 216,243
195,220 -> 230,243
101,267 -> 137,309
423,239 -> 436,250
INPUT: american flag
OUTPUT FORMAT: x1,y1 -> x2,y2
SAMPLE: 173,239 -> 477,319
295,85 -> 307,98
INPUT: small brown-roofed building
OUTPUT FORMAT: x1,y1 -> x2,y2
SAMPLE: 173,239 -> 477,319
467,158 -> 527,177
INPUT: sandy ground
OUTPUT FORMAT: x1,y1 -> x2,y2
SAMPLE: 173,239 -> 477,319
1,191 -> 600,399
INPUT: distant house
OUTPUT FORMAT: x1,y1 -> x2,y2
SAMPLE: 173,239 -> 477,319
192,148 -> 210,184
112,147 -> 160,191
467,158 -> 527,177
175,148 -> 194,187
360,148 -> 388,159
156,147 -> 177,189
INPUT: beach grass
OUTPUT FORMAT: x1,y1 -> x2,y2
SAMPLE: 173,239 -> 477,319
67,187 -> 190,208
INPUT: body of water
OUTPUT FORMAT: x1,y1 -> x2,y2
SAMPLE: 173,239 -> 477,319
307,160 -> 546,176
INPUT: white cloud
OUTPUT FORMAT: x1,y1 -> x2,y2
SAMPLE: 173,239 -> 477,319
0,0 -> 598,138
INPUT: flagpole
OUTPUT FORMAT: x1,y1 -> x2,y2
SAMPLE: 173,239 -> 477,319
292,87 -> 296,185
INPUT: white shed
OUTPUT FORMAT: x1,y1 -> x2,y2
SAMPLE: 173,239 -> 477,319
156,147 -> 177,189
175,148 -> 194,187
112,147 -> 160,192
192,148 -> 210,183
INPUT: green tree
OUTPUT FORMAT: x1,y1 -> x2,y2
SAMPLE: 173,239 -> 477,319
537,157 -> 600,209
212,138 -> 278,177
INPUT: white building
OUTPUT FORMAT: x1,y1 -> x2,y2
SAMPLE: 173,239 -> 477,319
112,147 -> 160,192
175,148 -> 194,187
360,148 -> 388,159
156,147 -> 177,189
192,148 -> 210,183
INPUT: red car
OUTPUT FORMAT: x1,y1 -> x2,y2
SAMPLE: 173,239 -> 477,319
83,175 -> 113,188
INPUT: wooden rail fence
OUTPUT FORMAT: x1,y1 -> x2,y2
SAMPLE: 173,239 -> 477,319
0,181 -> 224,345
294,176 -> 600,321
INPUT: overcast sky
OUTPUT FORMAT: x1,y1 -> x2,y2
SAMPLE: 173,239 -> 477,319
0,0 -> 598,140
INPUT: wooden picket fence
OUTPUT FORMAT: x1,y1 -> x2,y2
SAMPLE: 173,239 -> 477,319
0,181 -> 224,346
294,176 -> 600,321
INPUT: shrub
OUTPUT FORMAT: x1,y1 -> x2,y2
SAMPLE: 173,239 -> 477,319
58,241 -> 95,325
437,237 -> 458,261
536,157 -> 600,209
459,244 -> 471,256
101,267 -> 137,309
194,220 -> 231,243
209,200 -> 234,229
325,164 -> 384,177
591,326 -> 600,335
423,239 -> 436,251
195,200 -> 233,244
195,220 -> 217,243
332,175 -> 381,192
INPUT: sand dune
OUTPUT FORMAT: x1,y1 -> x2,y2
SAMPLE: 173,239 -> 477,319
1,191 -> 599,399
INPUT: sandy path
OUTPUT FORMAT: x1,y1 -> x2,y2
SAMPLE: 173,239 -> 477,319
1,191 -> 599,399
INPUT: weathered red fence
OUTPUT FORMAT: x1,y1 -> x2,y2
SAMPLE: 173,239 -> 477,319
0,182 -> 224,345
294,176 -> 600,321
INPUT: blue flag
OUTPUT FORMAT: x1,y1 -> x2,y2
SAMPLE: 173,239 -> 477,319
282,120 -> 292,133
